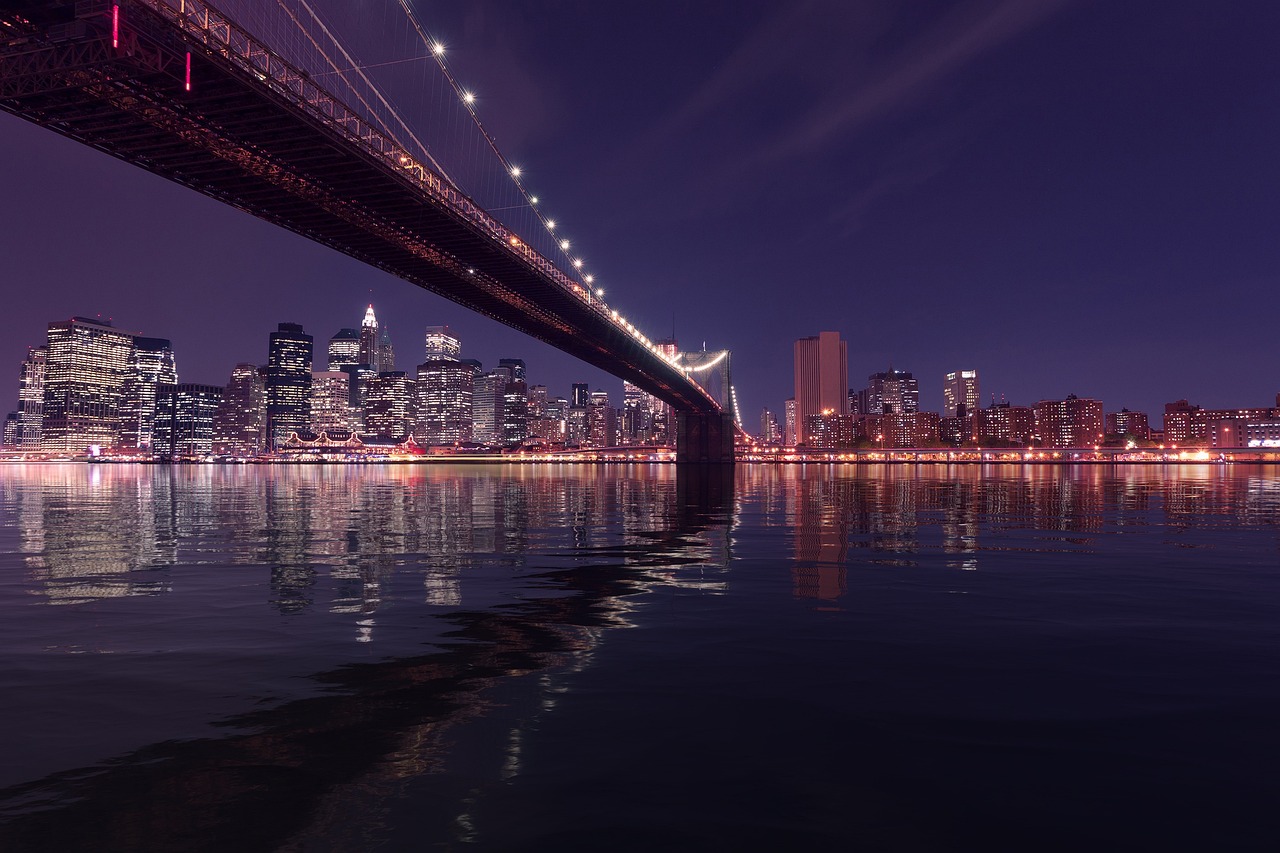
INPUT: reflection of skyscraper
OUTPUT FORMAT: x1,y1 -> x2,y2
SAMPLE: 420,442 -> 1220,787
118,337 -> 177,452
41,316 -> 137,453
264,323 -> 313,448
793,332 -> 848,445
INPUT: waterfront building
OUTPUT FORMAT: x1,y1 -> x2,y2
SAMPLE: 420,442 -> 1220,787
118,336 -> 177,452
212,363 -> 265,456
979,401 -> 1035,445
784,398 -> 797,446
883,411 -> 940,448
424,325 -> 460,362
531,395 -> 568,446
1034,395 -> 1105,448
40,316 -> 136,453
310,371 -> 354,434
415,359 -> 474,445
154,383 -> 223,457
803,412 -> 854,449
566,405 -> 589,447
363,371 -> 414,440
943,370 -> 980,418
1162,400 -> 1280,445
264,323 -> 313,449
1211,419 -> 1280,448
1106,408 -> 1151,441
2,412 -> 18,448
17,345 -> 46,449
326,328 -> 361,371
621,381 -> 650,445
793,332 -> 848,444
858,369 -> 920,416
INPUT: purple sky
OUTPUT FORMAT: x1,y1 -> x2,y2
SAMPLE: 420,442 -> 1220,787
3,0 -> 1278,425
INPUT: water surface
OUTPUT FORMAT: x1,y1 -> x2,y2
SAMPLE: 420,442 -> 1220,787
1,463 -> 1278,850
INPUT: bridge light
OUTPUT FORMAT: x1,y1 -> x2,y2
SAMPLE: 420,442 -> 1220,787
596,288 -> 604,297
510,166 -> 521,178
112,4 -> 119,48
559,239 -> 570,250
573,259 -> 583,268
546,220 -> 556,230
584,274 -> 594,284
462,91 -> 475,104
431,42 -> 445,56
530,196 -> 538,205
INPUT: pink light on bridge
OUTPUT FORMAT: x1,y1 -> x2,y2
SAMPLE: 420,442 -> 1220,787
185,52 -> 191,91
112,5 -> 119,48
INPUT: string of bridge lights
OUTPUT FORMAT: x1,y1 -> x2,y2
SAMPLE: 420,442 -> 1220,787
388,1 -> 690,371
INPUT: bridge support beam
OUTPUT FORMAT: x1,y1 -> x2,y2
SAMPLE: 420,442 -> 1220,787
675,413 -> 735,464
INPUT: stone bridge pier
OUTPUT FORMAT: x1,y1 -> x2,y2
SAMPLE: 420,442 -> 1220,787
675,413 -> 735,464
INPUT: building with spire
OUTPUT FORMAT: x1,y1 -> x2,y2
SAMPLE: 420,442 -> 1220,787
359,304 -> 379,369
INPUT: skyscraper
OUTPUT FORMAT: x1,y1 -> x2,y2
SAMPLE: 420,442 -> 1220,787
424,325 -> 460,362
502,378 -> 529,447
359,304 -> 379,369
364,371 -> 414,440
310,371 -> 354,434
154,384 -> 223,457
415,359 -> 475,445
264,322 -> 313,448
212,363 -> 266,456
327,328 -> 361,371
587,389 -> 615,448
471,368 -> 509,445
943,370 -> 980,418
377,325 -> 395,373
858,369 -> 920,416
118,337 -> 177,452
793,332 -> 848,445
17,345 -> 46,450
40,316 -> 136,453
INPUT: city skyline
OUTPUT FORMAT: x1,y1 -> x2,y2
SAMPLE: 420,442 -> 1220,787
2,1 -> 1278,424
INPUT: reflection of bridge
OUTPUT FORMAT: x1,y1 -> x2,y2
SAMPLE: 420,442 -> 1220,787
0,0 -> 733,460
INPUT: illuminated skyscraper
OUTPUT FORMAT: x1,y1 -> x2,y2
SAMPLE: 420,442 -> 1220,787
793,332 -> 848,444
415,359 -> 474,444
326,328 -> 361,371
760,409 -> 780,444
212,363 -> 265,456
471,369 -> 508,445
424,325 -> 461,362
502,378 -> 529,447
364,371 -> 414,440
264,323 -> 313,448
359,304 -> 379,369
118,337 -> 177,452
377,325 -> 395,373
785,398 -> 797,446
943,370 -> 980,418
310,371 -> 354,434
154,384 -> 223,457
40,316 -> 136,453
858,369 -> 919,416
17,345 -> 46,449
587,389 -> 614,448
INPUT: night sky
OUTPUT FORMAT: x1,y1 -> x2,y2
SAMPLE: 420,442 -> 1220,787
3,0 -> 1278,425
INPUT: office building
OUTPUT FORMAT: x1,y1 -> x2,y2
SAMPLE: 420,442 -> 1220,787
587,389 -> 615,448
118,337 -> 177,452
1106,409 -> 1151,441
40,316 -> 137,453
212,363 -> 266,456
784,398 -> 797,446
979,401 -> 1035,445
363,371 -> 414,439
154,383 -> 223,457
359,304 -> 379,369
760,409 -> 780,444
793,332 -> 848,444
264,322 -> 313,449
424,325 -> 460,362
377,325 -> 395,373
17,345 -> 46,449
415,358 -> 475,445
943,370 -> 980,418
1163,400 -> 1280,445
471,369 -> 509,445
858,369 -> 919,416
326,328 -> 361,371
310,371 -> 354,434
502,379 -> 529,447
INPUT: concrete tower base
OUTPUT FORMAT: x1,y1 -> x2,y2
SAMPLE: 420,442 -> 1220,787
675,413 -> 735,464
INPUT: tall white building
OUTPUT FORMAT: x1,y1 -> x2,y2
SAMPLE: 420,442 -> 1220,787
944,370 -> 981,418
40,316 -> 137,453
18,345 -> 46,449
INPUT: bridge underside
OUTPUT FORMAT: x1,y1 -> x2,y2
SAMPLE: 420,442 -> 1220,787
0,0 -> 726,429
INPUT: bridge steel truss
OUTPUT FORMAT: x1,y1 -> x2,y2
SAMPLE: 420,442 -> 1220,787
0,0 -> 733,457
